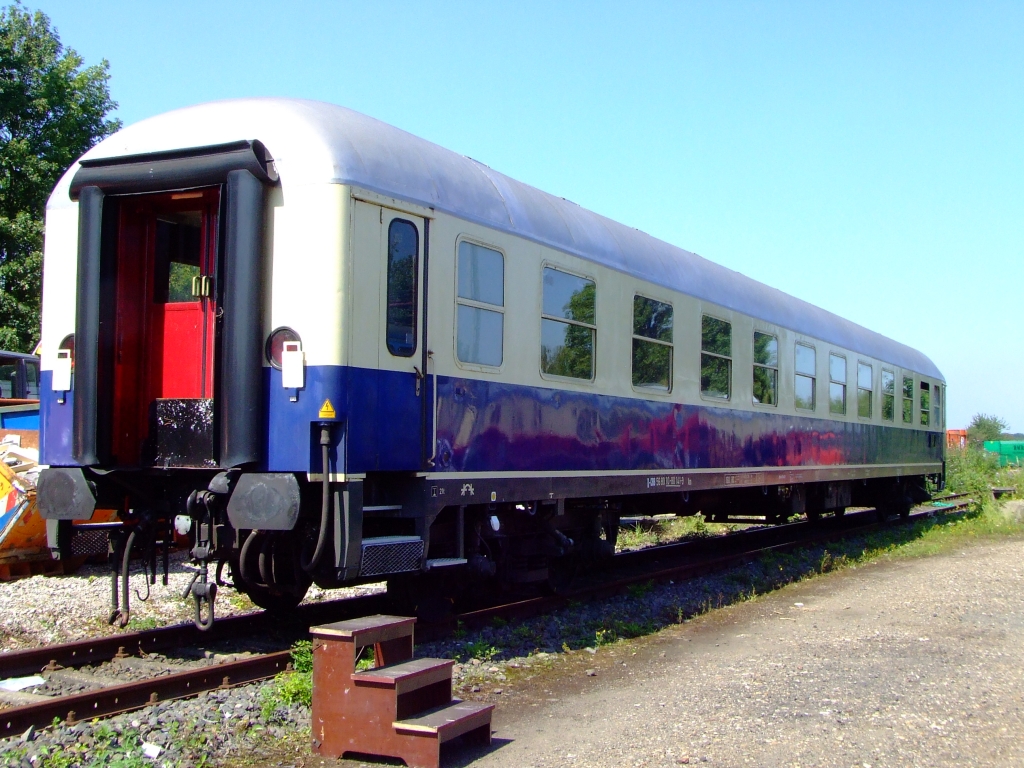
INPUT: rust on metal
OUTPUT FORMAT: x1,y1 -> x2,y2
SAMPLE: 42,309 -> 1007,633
0,592 -> 386,679
0,650 -> 290,739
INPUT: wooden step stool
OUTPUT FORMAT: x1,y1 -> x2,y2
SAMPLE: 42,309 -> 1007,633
310,614 -> 494,768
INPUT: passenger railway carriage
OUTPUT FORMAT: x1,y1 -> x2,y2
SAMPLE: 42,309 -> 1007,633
36,99 -> 945,624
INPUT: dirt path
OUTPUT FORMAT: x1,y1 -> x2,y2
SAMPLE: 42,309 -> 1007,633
444,537 -> 1024,768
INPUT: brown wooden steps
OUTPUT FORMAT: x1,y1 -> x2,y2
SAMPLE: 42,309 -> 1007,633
353,657 -> 455,694
394,699 -> 495,741
310,614 -> 493,768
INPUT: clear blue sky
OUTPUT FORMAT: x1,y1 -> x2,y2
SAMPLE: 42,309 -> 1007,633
38,1 -> 1024,432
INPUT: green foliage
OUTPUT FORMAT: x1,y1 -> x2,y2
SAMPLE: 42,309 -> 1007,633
260,670 -> 313,721
968,413 -> 1009,445
594,627 -> 616,646
0,3 -> 120,351
290,639 -> 313,673
945,444 -> 998,504
258,639 -> 317,721
460,639 -> 499,662
129,615 -> 161,631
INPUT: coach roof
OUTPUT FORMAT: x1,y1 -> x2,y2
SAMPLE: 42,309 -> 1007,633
51,97 -> 942,380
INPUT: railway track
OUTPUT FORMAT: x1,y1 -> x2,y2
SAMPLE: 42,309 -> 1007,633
0,496 -> 972,739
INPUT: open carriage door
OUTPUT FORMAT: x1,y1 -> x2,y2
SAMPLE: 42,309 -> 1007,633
69,142 -> 276,469
111,188 -> 220,467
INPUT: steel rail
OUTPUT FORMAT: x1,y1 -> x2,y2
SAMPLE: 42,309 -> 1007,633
0,650 -> 291,739
0,592 -> 386,679
0,499 -> 972,737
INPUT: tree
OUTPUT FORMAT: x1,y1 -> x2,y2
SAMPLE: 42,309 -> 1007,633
967,413 -> 1008,445
0,3 -> 119,351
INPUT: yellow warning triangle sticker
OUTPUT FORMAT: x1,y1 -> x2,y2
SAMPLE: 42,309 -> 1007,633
318,399 -> 336,419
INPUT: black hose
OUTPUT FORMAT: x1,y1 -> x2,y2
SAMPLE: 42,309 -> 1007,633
239,529 -> 263,586
119,529 -> 137,628
301,425 -> 332,573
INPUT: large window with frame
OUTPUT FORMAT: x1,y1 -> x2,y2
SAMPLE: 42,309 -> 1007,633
920,381 -> 930,426
829,353 -> 847,414
540,267 -> 596,380
934,384 -> 942,427
700,315 -> 731,399
752,332 -> 778,406
632,295 -> 673,390
857,362 -> 873,418
386,219 -> 419,357
456,241 -> 504,367
881,369 -> 895,421
795,343 -> 816,411
902,376 -> 914,424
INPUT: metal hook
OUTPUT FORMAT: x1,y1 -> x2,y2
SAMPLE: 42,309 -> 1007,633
192,580 -> 216,631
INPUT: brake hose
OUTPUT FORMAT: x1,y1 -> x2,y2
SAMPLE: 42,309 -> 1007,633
301,424 -> 332,573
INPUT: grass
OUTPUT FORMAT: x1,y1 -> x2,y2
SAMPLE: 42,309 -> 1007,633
259,640 -> 314,721
616,513 -> 723,551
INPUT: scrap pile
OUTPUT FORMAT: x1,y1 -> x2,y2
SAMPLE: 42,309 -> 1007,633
0,434 -> 55,580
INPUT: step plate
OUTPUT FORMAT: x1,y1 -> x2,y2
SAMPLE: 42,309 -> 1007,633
359,536 -> 424,577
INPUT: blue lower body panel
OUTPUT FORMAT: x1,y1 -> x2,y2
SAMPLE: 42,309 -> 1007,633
40,364 -> 942,475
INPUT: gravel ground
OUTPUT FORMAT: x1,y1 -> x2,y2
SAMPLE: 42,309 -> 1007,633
1,507 -> 1019,767
0,551 -> 384,651
465,535 -> 1024,768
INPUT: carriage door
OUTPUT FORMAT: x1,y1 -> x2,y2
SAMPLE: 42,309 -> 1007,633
378,209 -> 427,470
111,188 -> 219,467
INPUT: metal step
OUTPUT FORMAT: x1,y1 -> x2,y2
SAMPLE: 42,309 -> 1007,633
359,536 -> 424,577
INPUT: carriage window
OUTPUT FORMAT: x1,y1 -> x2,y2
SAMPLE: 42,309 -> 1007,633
632,296 -> 673,390
881,369 -> 895,422
920,381 -> 930,426
700,315 -> 731,399
386,219 -> 418,357
857,362 -> 873,419
795,343 -> 816,411
456,241 -> 504,367
902,376 -> 914,424
154,213 -> 202,303
541,267 -> 596,380
829,353 -> 846,414
934,384 -> 942,427
752,332 -> 778,406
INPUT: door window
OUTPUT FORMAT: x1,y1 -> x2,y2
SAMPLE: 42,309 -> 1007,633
386,219 -> 419,357
24,360 -> 38,398
154,212 -> 203,303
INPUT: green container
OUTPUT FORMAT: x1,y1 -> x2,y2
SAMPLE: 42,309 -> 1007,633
983,441 -> 1024,467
